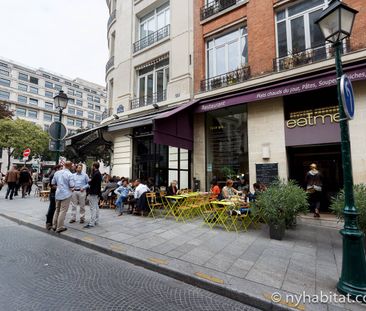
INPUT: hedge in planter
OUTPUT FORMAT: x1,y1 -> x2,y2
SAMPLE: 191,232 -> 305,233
256,179 -> 309,240
330,184 -> 366,233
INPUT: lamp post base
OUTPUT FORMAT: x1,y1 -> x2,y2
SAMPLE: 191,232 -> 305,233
338,228 -> 366,300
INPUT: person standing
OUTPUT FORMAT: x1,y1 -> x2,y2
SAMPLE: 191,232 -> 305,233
19,167 -> 31,198
45,165 -> 62,230
305,163 -> 322,218
5,165 -> 19,200
51,162 -> 75,233
84,162 -> 102,229
69,164 -> 89,224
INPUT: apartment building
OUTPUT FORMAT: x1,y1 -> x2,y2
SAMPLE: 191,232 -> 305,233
189,0 -> 366,210
0,58 -> 107,170
100,0 -> 194,187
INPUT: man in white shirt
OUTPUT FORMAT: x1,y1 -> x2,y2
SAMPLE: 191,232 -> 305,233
51,161 -> 75,233
69,164 -> 89,224
134,179 -> 149,215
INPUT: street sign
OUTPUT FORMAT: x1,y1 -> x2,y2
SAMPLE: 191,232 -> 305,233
340,74 -> 355,120
49,121 -> 67,140
49,139 -> 65,152
23,148 -> 31,157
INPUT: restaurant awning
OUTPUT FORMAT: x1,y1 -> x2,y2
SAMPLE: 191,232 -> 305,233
153,100 -> 199,150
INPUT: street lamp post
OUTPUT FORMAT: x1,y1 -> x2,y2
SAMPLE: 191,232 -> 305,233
316,0 -> 366,299
53,90 -> 68,164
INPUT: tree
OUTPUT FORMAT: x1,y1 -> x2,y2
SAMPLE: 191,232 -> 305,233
0,100 -> 14,119
0,119 -> 49,170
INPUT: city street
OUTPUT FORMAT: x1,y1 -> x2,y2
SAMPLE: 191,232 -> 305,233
0,216 -> 258,311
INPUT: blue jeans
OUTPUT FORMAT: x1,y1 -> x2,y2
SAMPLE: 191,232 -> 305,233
115,196 -> 127,213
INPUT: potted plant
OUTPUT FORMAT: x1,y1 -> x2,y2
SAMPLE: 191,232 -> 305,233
210,77 -> 222,89
330,184 -> 366,250
256,179 -> 309,240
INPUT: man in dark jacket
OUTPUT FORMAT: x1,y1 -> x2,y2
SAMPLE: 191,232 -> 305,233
84,162 -> 102,228
5,165 -> 19,200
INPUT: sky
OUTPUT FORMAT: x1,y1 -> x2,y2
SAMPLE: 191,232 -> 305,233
0,0 -> 109,86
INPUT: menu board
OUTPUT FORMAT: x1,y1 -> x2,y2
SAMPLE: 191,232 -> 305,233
255,163 -> 278,186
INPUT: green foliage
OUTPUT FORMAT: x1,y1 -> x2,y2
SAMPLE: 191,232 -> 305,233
330,184 -> 366,232
256,179 -> 309,226
220,166 -> 236,179
0,118 -> 49,159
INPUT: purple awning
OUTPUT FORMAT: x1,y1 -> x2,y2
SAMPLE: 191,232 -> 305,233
153,100 -> 199,150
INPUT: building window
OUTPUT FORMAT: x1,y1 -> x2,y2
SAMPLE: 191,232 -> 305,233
76,99 -> 82,106
43,74 -> 51,79
75,90 -> 82,98
0,69 -> 9,76
95,114 -> 102,121
93,97 -> 100,103
18,83 -> 27,91
87,122 -> 95,128
88,103 -> 94,109
137,59 -> 169,103
18,95 -> 27,104
68,107 -> 75,115
54,84 -> 62,90
276,0 -> 326,58
52,77 -> 59,82
68,98 -> 75,105
19,73 -> 28,81
75,119 -> 83,127
65,81 -> 71,86
68,89 -> 74,96
0,62 -> 8,68
73,84 -> 79,88
29,76 -> 38,85
0,77 -> 10,87
0,90 -> 10,99
84,88 -> 90,92
29,98 -> 38,105
43,113 -> 52,122
67,118 -> 75,126
45,81 -> 53,89
88,112 -> 94,120
206,105 -> 248,189
87,95 -> 93,101
45,102 -> 53,110
29,86 -> 38,94
45,90 -> 53,98
76,109 -> 83,117
16,107 -> 26,117
206,26 -> 248,78
28,109 -> 38,119
139,2 -> 170,41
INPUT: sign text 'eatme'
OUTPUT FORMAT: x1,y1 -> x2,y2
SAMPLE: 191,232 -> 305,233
286,110 -> 340,129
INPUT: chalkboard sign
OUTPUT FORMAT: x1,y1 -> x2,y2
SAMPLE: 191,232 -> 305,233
256,163 -> 278,186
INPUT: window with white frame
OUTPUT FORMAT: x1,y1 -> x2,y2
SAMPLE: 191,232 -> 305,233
28,109 -> 37,119
45,102 -> 53,110
18,83 -> 27,92
137,59 -> 169,101
0,90 -> 10,99
139,2 -> 170,40
16,107 -> 26,117
67,118 -> 75,126
206,26 -> 248,78
275,0 -> 327,58
43,113 -> 52,122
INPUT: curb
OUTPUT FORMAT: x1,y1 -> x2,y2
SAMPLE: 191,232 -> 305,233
0,213 -> 296,311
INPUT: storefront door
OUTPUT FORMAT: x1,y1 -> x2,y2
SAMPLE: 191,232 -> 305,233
287,144 -> 343,212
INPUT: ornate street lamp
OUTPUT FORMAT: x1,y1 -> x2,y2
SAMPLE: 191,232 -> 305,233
315,0 -> 366,300
53,90 -> 68,164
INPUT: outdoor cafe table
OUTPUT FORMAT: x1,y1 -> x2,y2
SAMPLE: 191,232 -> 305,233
163,192 -> 201,220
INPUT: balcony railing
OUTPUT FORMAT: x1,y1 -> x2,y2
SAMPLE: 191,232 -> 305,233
200,66 -> 251,92
200,0 -> 242,21
105,56 -> 114,74
130,90 -> 167,110
273,41 -> 350,72
133,25 -> 170,53
107,9 -> 116,30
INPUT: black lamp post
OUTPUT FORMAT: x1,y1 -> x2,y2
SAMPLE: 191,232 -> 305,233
53,90 -> 68,164
315,0 -> 366,300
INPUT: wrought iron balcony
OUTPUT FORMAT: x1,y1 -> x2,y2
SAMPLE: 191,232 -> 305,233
273,41 -> 350,72
200,66 -> 250,92
130,90 -> 167,110
107,9 -> 116,30
133,25 -> 170,53
200,0 -> 242,21
105,56 -> 114,74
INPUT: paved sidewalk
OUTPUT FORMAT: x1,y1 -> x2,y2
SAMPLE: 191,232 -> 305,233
0,192 -> 364,311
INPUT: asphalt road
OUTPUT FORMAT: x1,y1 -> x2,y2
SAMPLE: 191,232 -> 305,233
0,216 -> 258,311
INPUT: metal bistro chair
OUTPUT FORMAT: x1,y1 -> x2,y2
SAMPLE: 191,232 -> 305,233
146,192 -> 164,218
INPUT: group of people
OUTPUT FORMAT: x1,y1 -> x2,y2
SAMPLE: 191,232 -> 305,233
1,165 -> 37,200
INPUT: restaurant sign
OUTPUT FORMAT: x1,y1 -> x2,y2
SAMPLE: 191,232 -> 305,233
286,106 -> 339,129
196,66 -> 366,113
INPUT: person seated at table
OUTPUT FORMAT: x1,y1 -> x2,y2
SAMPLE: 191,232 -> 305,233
114,179 -> 132,216
210,179 -> 221,200
167,180 -> 178,195
101,177 -> 118,201
133,179 -> 150,215
222,179 -> 241,199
